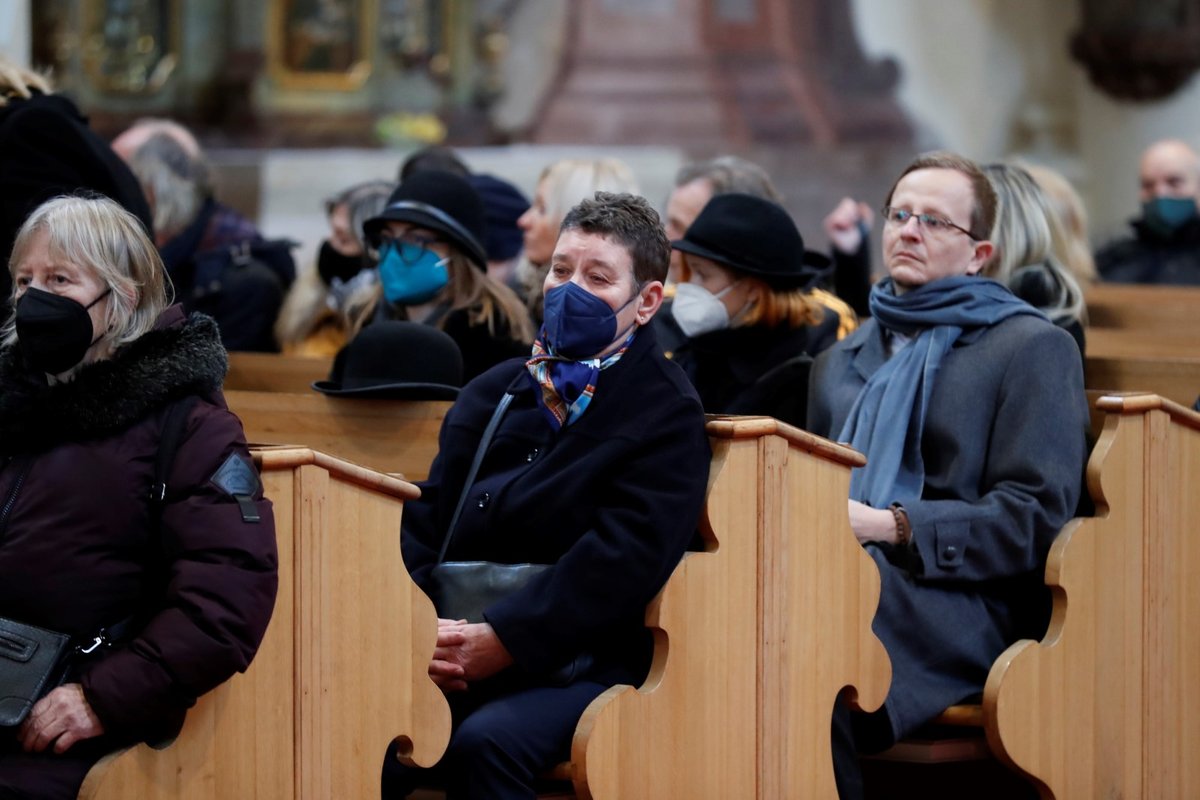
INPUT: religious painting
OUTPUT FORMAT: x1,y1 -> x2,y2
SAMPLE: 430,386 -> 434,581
268,0 -> 375,90
80,0 -> 181,94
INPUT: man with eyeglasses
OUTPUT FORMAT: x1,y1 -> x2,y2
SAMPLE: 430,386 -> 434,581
807,152 -> 1089,798
1096,138 -> 1200,285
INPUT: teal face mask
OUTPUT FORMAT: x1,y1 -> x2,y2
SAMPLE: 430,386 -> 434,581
378,241 -> 450,305
1142,196 -> 1198,236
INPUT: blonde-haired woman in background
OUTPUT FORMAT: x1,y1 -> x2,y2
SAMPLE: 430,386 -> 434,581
984,162 -> 1087,355
1020,161 -> 1098,287
515,158 -> 639,322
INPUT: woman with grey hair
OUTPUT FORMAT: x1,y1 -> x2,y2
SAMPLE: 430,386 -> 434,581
0,195 -> 277,797
275,179 -> 395,356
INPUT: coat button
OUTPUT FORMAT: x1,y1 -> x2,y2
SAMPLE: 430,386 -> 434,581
942,545 -> 959,560
476,492 -> 491,509
525,448 -> 540,463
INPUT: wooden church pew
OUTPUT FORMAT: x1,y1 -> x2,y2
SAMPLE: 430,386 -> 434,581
224,352 -> 333,394
225,389 -> 452,481
882,394 -> 1200,799
79,448 -> 451,800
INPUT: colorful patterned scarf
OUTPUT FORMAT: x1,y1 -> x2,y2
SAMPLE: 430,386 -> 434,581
525,332 -> 635,430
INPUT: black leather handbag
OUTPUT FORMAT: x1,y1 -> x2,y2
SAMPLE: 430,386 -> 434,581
425,392 -> 591,685
0,616 -> 71,727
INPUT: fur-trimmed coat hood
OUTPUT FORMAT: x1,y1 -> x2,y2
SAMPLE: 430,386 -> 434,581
0,306 -> 226,455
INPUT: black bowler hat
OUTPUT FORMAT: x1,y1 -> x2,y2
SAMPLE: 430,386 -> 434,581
671,193 -> 831,290
312,321 -> 463,400
362,170 -> 489,270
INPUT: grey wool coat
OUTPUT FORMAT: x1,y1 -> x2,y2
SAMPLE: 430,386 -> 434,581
808,312 -> 1089,740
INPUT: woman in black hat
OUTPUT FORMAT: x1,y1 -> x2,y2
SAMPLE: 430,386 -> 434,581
670,192 -> 848,427
355,170 -> 534,382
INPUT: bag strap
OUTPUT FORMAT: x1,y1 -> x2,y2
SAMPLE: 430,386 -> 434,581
437,392 -> 514,564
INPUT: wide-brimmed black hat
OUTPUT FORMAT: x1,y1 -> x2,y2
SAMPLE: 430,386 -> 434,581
362,170 -> 488,270
671,193 -> 831,290
312,321 -> 463,399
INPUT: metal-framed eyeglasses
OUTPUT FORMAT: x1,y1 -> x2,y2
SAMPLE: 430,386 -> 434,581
881,206 -> 976,239
375,230 -> 447,264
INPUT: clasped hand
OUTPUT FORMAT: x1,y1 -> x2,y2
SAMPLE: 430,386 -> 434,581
17,683 -> 105,754
429,618 -> 514,692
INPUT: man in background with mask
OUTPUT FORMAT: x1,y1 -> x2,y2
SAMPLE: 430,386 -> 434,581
1096,138 -> 1200,285
384,191 -> 710,799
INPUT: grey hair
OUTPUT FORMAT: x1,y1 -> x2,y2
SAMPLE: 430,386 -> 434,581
127,131 -> 210,240
673,155 -> 782,202
4,195 -> 171,348
326,180 -> 395,250
984,163 -> 1085,325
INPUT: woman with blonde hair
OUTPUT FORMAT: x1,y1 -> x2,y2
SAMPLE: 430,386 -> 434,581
0,195 -> 276,797
669,193 -> 840,427
0,59 -> 151,314
275,179 -> 393,356
1020,161 -> 1098,286
984,162 -> 1087,354
515,158 -> 639,321
354,170 -> 533,381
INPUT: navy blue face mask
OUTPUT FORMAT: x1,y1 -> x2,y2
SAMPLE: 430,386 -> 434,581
541,281 -> 640,360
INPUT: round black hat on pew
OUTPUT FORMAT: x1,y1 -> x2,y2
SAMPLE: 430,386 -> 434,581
312,321 -> 463,400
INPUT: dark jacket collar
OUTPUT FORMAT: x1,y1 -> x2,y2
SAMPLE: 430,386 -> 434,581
681,324 -> 813,385
0,307 -> 226,454
1131,213 -> 1200,246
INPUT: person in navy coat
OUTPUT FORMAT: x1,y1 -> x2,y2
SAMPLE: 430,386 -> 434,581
807,152 -> 1089,799
384,192 -> 711,799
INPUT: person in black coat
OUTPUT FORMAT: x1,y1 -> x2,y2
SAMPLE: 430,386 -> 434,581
359,171 -> 534,382
0,63 -> 152,318
669,193 -> 841,427
1095,139 -> 1200,286
383,192 -> 711,799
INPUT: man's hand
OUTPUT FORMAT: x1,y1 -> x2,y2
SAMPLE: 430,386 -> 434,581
824,198 -> 874,255
428,618 -> 514,693
18,683 -> 105,754
848,499 -> 899,545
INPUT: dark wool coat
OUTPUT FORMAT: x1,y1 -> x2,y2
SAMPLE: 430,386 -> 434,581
0,93 -> 152,312
1095,216 -> 1200,285
402,323 -> 711,686
671,316 -> 839,427
0,307 -> 277,749
808,314 -> 1088,740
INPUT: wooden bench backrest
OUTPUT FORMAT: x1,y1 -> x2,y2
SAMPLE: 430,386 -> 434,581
1084,283 -> 1200,334
80,449 -> 451,800
225,352 -> 333,394
983,395 -> 1200,799
570,417 -> 891,799
226,390 -> 451,481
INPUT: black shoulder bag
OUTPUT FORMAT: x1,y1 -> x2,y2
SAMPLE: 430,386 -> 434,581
0,396 -> 196,727
424,392 -> 591,685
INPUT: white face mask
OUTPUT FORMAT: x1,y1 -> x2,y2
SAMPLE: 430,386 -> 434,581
671,280 -> 738,338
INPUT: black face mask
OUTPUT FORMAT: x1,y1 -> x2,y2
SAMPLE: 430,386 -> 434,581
15,287 -> 111,374
317,240 -> 369,286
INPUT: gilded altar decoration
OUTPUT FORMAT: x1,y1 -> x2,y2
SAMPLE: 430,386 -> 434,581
268,0 -> 376,91
81,0 -> 180,94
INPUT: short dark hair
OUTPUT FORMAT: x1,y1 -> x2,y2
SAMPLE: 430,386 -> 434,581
559,192 -> 670,285
884,151 -> 997,240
